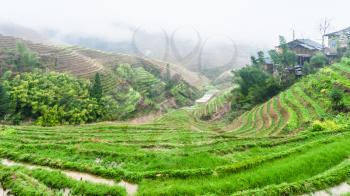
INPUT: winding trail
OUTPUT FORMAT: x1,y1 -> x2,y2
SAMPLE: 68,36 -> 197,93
305,182 -> 350,196
0,188 -> 9,196
0,159 -> 138,196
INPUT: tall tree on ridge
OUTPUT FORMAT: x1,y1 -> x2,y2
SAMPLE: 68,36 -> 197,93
90,73 -> 103,101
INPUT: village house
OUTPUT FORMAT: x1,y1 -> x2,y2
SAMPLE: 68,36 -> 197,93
278,39 -> 323,65
325,26 -> 350,56
326,26 -> 350,49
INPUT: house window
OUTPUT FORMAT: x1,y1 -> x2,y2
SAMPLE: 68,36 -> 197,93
329,39 -> 337,48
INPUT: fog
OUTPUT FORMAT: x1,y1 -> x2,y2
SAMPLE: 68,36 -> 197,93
0,0 -> 349,47
0,0 -> 350,71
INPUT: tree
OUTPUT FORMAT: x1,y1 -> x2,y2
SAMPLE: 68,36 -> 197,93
330,87 -> 344,111
269,36 -> 297,86
232,66 -> 280,104
115,64 -> 135,83
257,51 -> 266,66
250,56 -> 259,67
310,52 -> 327,67
277,36 -> 297,67
233,67 -> 268,96
5,71 -> 115,125
90,73 -> 103,101
0,84 -> 11,118
250,51 -> 266,69
319,18 -> 331,52
16,43 -> 40,71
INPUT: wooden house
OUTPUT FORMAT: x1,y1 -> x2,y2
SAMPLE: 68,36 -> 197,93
278,39 -> 322,65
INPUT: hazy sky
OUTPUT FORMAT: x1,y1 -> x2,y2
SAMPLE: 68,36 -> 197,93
0,0 -> 349,48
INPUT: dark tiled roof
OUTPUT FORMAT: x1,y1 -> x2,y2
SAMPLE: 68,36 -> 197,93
287,39 -> 322,50
325,27 -> 350,37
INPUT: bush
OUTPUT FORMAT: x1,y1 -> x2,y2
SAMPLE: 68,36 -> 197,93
310,52 -> 327,68
311,120 -> 342,132
3,71 -> 118,125
330,87 -> 345,111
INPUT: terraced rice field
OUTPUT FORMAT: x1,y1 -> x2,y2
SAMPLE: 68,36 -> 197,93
1,64 -> 350,195
0,34 -> 208,95
0,35 -> 104,79
1,117 -> 350,195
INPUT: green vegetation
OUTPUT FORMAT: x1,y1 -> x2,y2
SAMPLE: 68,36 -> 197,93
193,90 -> 231,119
231,63 -> 281,118
90,72 -> 103,101
1,60 -> 350,194
2,38 -> 350,195
310,52 -> 328,67
0,43 -> 201,124
109,63 -> 199,118
230,36 -> 302,118
0,43 -> 41,74
1,71 -> 117,125
0,84 -> 12,119
0,165 -> 126,196
330,87 -> 345,111
15,43 -> 40,72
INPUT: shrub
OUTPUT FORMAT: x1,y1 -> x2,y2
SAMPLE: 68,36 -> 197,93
330,87 -> 344,111
310,52 -> 327,68
311,120 -> 342,132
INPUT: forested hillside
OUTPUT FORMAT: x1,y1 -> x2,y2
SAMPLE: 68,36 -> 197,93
0,35 -> 203,125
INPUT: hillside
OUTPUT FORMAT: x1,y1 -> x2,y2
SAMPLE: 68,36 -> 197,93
0,34 -> 208,89
0,34 -> 207,120
1,61 -> 350,195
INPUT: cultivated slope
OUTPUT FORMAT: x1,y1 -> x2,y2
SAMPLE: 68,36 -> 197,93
0,34 -> 208,90
221,62 -> 350,138
1,61 -> 350,195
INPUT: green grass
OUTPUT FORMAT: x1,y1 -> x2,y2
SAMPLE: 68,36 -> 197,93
279,92 -> 298,133
286,87 -> 312,123
138,132 -> 350,195
293,84 -> 326,118
1,62 -> 350,195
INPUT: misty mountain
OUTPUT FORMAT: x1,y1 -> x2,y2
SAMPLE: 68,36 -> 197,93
0,22 -> 258,81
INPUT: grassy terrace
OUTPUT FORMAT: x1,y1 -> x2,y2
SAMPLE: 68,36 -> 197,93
1,121 -> 349,195
1,63 -> 350,195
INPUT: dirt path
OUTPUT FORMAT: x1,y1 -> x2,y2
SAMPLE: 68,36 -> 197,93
305,182 -> 350,196
1,159 -> 138,196
127,112 -> 162,124
0,188 -> 10,196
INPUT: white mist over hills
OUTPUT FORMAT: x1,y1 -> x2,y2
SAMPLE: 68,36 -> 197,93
1,0 -> 350,75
